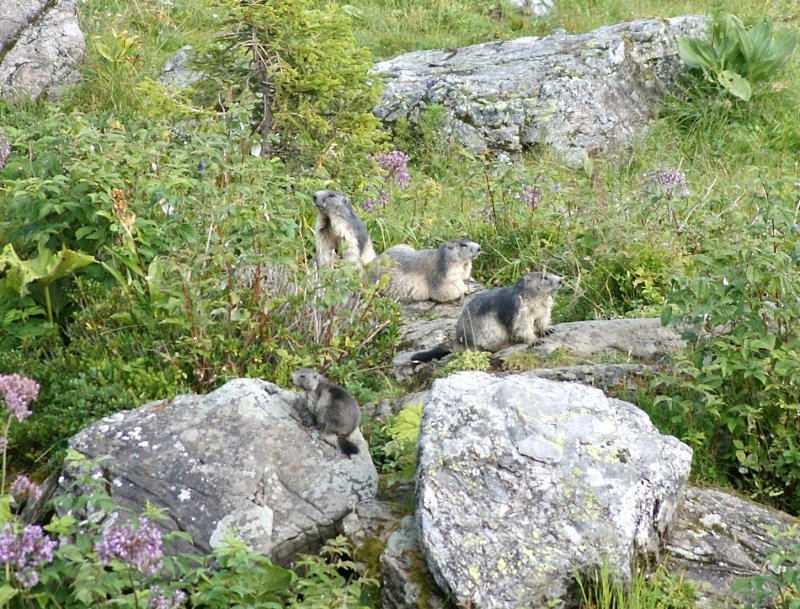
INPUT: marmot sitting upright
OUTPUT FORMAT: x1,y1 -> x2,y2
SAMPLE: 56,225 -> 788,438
312,190 -> 376,268
289,368 -> 361,457
411,271 -> 562,362
369,239 -> 481,303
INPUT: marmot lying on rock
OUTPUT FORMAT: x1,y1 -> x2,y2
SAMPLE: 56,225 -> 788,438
369,239 -> 481,303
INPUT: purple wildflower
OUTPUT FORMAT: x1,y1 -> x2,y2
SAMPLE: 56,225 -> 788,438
149,586 -> 187,609
0,132 -> 10,169
643,168 -> 689,197
372,150 -> 410,190
197,161 -> 205,171
361,190 -> 388,212
520,185 -> 542,211
0,523 -> 57,589
0,374 -> 40,421
10,475 -> 43,501
95,518 -> 163,575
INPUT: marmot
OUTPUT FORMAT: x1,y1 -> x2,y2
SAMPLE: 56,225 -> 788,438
369,239 -> 481,302
411,271 -> 562,362
312,190 -> 377,268
289,368 -> 361,457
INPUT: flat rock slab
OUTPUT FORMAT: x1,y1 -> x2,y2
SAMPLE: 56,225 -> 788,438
666,486 -> 800,608
416,372 -> 692,608
373,16 -> 705,164
0,0 -> 85,101
66,378 -> 378,564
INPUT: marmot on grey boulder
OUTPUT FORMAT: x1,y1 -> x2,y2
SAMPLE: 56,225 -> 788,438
369,239 -> 481,302
411,271 -> 562,362
312,190 -> 376,268
289,368 -> 361,457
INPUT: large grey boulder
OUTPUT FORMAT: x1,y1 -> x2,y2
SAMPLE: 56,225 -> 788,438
66,378 -> 378,565
372,15 -> 705,165
0,0 -> 85,101
416,372 -> 692,608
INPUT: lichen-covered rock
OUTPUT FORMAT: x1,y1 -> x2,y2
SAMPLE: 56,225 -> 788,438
416,372 -> 692,608
381,516 -> 453,609
665,487 -> 800,608
66,378 -> 378,564
0,0 -> 85,101
372,16 -> 705,165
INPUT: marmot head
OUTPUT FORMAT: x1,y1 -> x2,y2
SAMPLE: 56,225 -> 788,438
441,240 -> 481,260
312,190 -> 352,217
517,271 -> 562,295
290,368 -> 324,391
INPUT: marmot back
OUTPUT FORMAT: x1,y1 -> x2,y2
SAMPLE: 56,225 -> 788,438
289,368 -> 361,457
456,271 -> 562,351
312,190 -> 376,268
370,239 -> 481,302
411,271 -> 562,363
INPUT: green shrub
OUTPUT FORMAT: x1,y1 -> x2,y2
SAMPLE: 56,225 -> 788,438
370,403 -> 422,484
657,179 -> 800,512
201,0 -> 387,187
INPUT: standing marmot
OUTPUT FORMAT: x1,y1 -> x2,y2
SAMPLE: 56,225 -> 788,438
369,239 -> 481,302
312,190 -> 376,268
411,271 -> 562,362
289,368 -> 361,457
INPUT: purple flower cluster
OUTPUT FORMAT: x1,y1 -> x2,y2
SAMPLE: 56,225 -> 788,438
0,374 -> 40,421
95,518 -> 163,575
361,190 -> 389,212
0,523 -> 57,589
372,150 -> 411,189
643,168 -> 689,196
10,475 -> 44,502
520,185 -> 542,211
149,585 -> 188,609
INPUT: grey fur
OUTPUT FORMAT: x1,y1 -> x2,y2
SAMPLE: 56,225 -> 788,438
312,190 -> 377,268
289,368 -> 361,457
369,239 -> 481,302
411,271 -> 562,362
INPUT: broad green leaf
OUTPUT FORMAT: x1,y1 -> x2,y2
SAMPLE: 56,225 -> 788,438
0,244 -> 96,294
718,70 -> 752,101
0,585 -> 19,605
678,37 -> 718,72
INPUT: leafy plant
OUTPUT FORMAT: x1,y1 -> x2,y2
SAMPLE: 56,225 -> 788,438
657,179 -> 800,512
575,561 -> 696,609
372,403 -> 422,484
732,526 -> 800,609
678,14 -> 797,101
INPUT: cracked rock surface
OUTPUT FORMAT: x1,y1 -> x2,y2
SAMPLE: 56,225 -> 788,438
372,15 -> 705,165
66,378 -> 378,564
415,371 -> 692,608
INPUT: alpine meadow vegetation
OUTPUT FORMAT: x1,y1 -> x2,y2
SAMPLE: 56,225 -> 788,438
1,0 -> 800,606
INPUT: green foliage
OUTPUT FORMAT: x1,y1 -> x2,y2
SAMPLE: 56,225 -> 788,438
438,350 -> 492,376
0,450 -> 375,609
203,0 -> 387,187
678,13 -> 797,101
575,562 -> 697,609
371,403 -> 422,483
656,180 -> 800,512
733,526 -> 800,608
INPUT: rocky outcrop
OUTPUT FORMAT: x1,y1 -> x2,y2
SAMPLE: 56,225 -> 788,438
665,487 -> 800,608
65,378 -> 378,565
415,372 -> 692,608
372,15 -> 706,165
0,0 -> 85,101
392,299 -> 688,386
